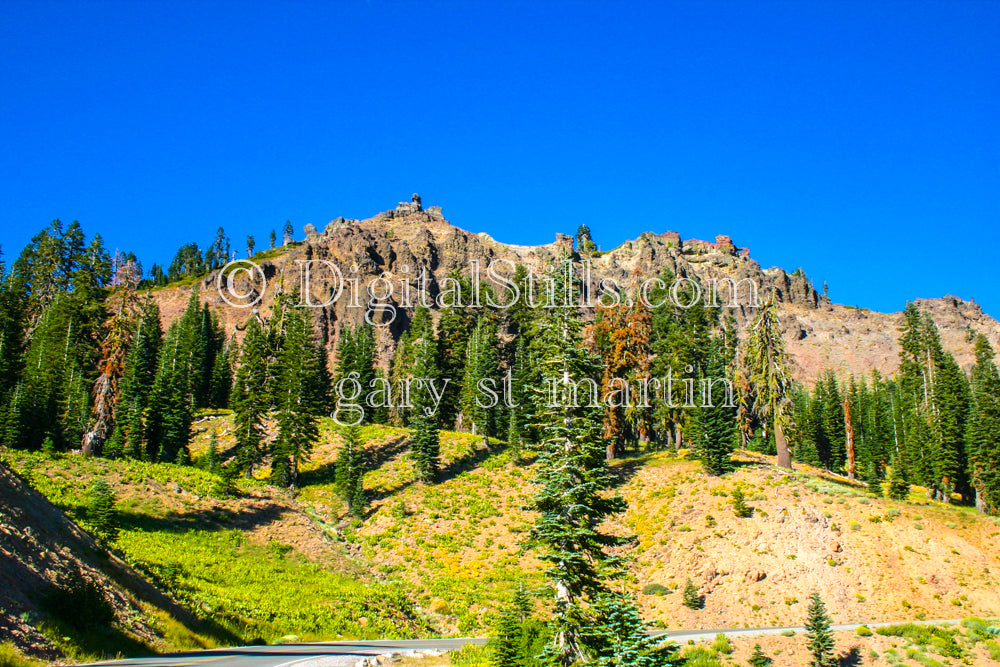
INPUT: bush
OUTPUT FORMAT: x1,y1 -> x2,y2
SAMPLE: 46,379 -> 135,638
450,642 -> 491,666
711,633 -> 732,654
642,583 -> 670,596
0,643 -> 39,667
42,566 -> 115,631
856,625 -> 873,636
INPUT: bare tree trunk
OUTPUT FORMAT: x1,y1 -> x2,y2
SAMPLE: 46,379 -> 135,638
674,423 -> 683,450
776,421 -> 791,469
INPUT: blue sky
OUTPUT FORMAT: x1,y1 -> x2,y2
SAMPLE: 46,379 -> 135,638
1,1 -> 997,315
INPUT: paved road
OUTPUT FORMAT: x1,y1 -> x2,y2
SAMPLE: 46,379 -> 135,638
78,619 -> 966,667
76,639 -> 486,667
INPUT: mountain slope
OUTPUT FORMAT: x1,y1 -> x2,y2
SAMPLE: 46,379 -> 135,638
153,198 -> 1000,384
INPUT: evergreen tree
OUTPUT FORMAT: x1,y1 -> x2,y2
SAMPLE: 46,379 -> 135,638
410,335 -> 442,483
690,338 -> 736,475
865,459 -> 882,497
389,306 -> 435,426
804,591 -> 835,667
931,351 -> 970,501
747,643 -> 773,667
167,242 -> 205,281
205,227 -> 230,270
590,592 -> 680,666
506,335 -> 535,456
118,300 -> 163,457
460,316 -> 499,441
336,424 -> 366,516
271,307 -> 322,489
731,485 -> 751,518
966,335 -> 1000,513
269,229 -> 276,249
682,579 -> 702,610
739,295 -> 793,468
145,321 -> 193,462
575,225 -> 597,254
436,274 -> 478,426
246,235 -> 255,257
205,431 -> 221,475
525,259 -> 649,665
885,453 -> 911,501
87,478 -> 118,542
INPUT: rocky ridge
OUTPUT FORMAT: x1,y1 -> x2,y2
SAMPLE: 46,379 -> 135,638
158,196 -> 1000,384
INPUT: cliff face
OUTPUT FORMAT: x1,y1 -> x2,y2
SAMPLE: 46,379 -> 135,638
157,198 -> 1000,384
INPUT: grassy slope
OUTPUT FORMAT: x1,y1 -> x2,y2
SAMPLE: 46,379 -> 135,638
6,418 -> 1000,655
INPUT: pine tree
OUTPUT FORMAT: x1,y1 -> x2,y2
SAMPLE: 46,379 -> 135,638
594,299 -> 652,458
460,316 -> 498,442
731,485 -> 752,518
269,229 -> 276,249
389,306 -> 435,426
87,478 -> 118,542
246,235 -> 255,257
506,335 -> 535,457
690,338 -> 736,475
271,307 -> 322,489
231,317 -> 270,475
526,258 -> 646,666
804,590 -> 835,667
205,431 -> 221,475
885,453 -> 910,501
931,352 -> 970,501
410,335 -> 441,483
682,579 -> 702,610
865,460 -> 882,497
747,643 -> 773,667
145,320 -> 194,463
118,299 -> 162,457
966,335 -> 1000,513
739,295 -> 793,468
336,424 -> 366,516
491,596 -> 525,667
590,591 -> 680,666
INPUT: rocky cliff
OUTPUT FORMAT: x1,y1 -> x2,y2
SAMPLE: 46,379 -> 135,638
156,196 -> 1000,384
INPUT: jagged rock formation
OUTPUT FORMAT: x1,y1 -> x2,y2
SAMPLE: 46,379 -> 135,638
157,197 -> 1000,384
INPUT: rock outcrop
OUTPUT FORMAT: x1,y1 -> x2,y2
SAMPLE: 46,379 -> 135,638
158,197 -> 1000,384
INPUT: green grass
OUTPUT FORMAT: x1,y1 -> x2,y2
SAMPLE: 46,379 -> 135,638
2,447 -> 429,645
0,644 -> 40,667
118,527 -> 425,641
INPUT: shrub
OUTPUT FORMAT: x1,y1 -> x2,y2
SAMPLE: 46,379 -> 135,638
450,642 -> 491,666
856,625 -> 873,636
42,566 -> 114,631
711,633 -> 732,654
0,643 -> 39,667
642,583 -> 670,596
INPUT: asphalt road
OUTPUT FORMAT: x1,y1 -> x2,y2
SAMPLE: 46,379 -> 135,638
78,619 -> 966,667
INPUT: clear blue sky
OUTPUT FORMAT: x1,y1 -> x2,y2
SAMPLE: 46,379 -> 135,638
1,1 -> 997,316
